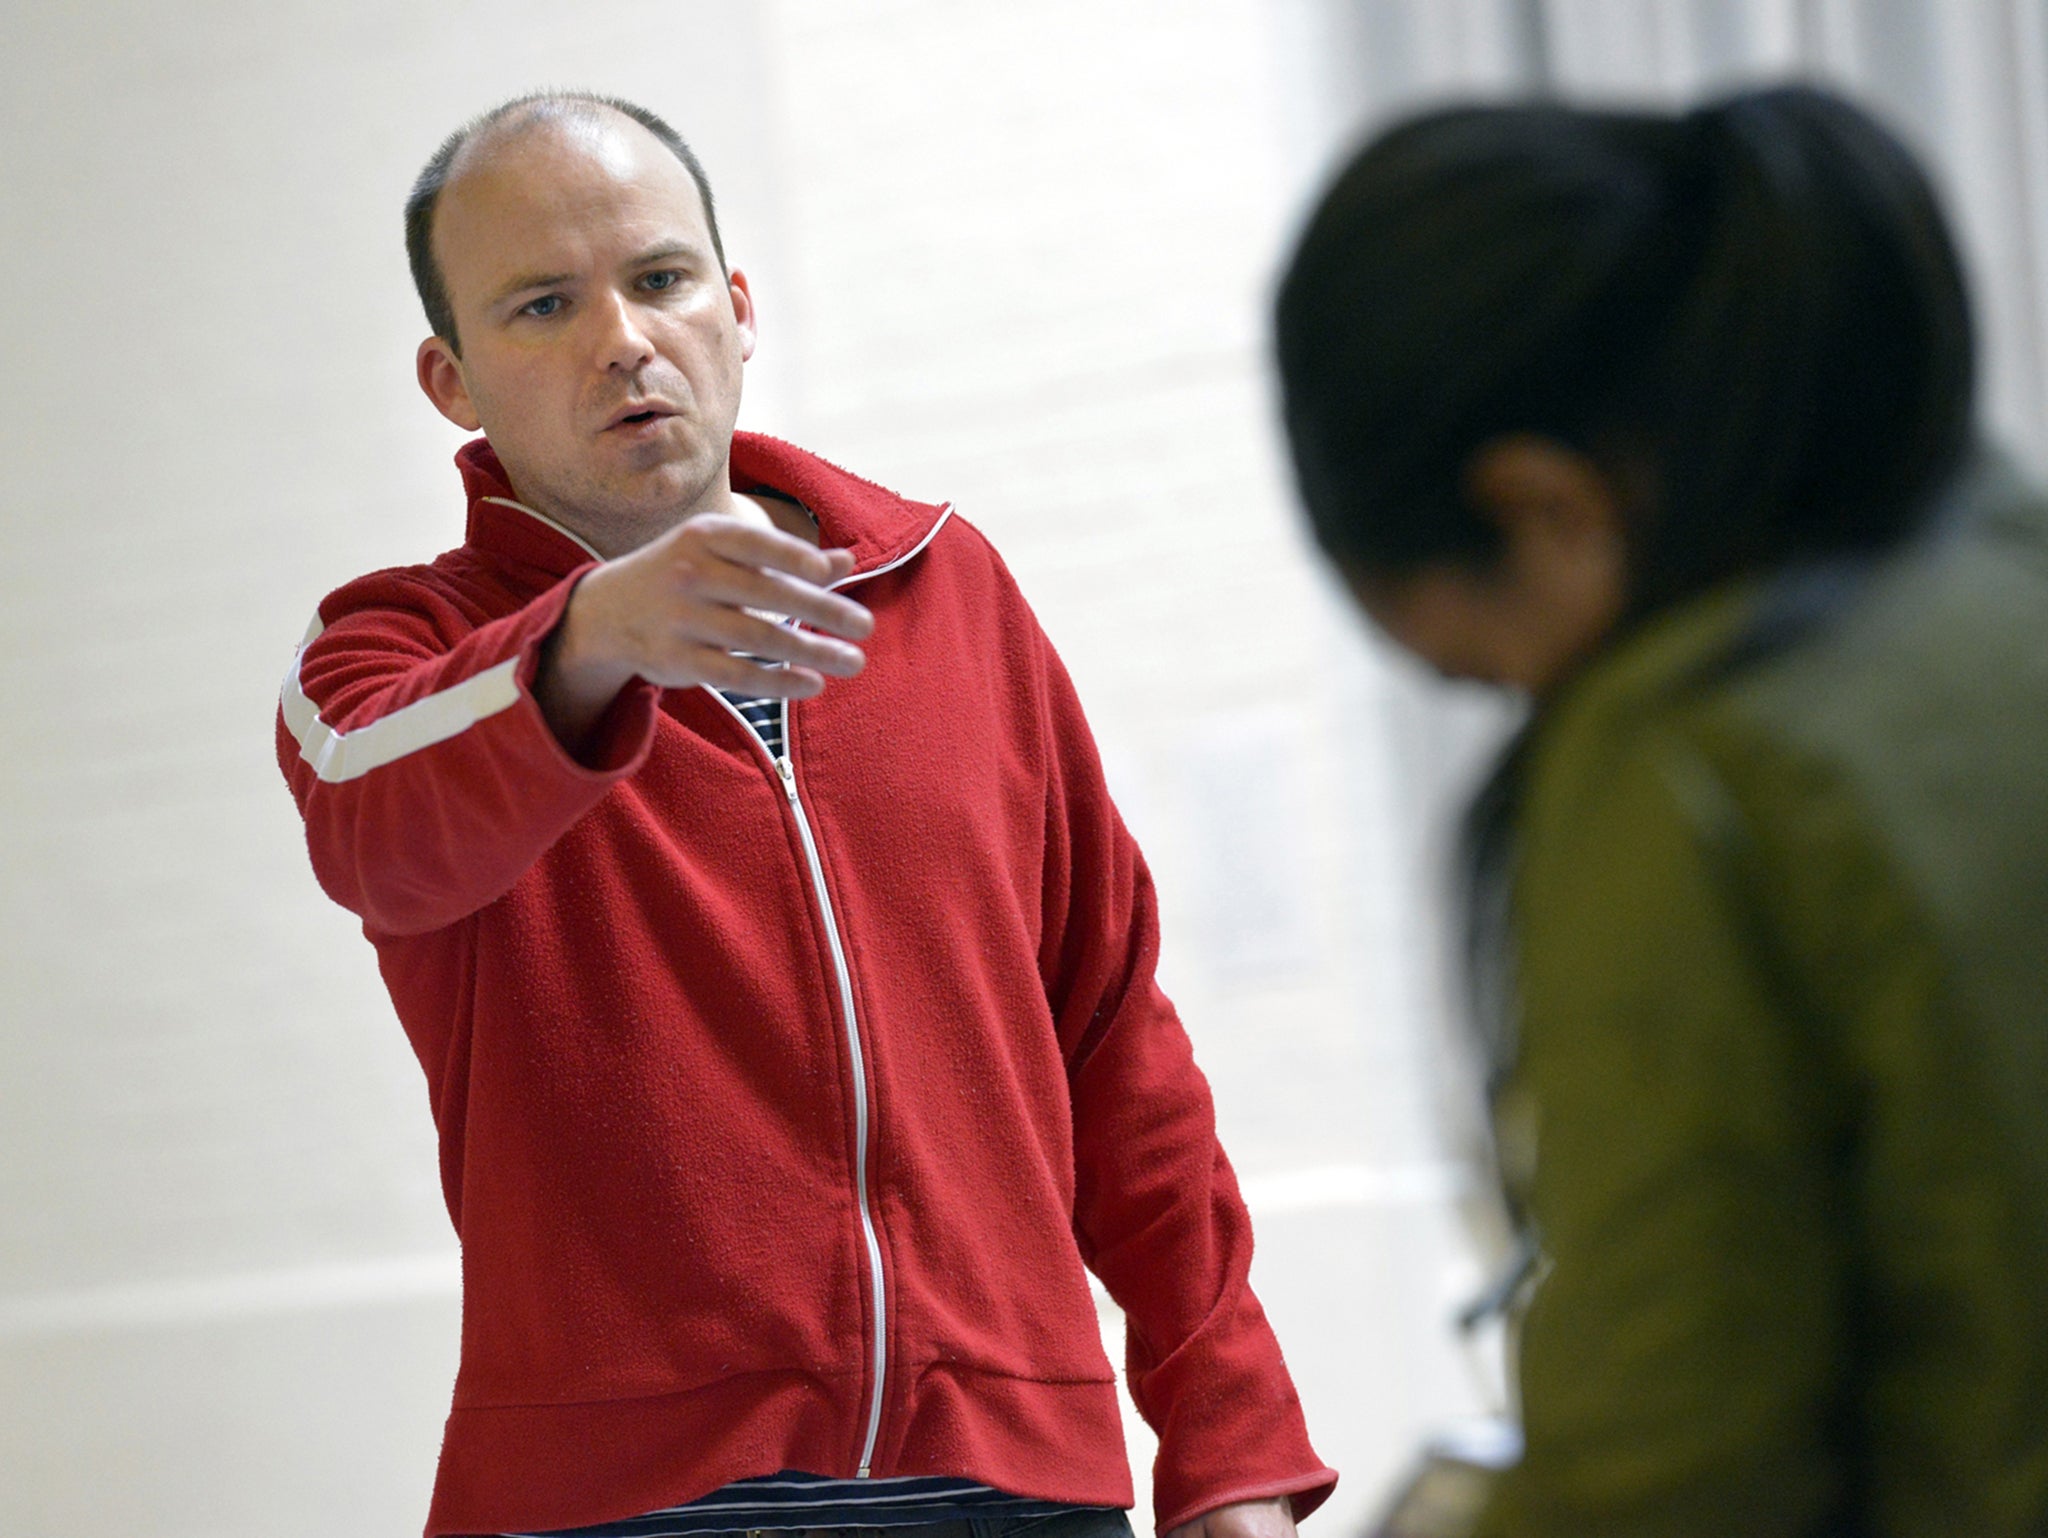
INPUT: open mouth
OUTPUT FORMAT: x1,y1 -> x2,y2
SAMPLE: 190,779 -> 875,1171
608,404 -> 676,431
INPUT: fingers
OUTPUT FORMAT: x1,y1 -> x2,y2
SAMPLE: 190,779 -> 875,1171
682,648 -> 832,701
689,604 -> 867,679
688,514 -> 858,592
666,518 -> 874,642
570,513 -> 883,697
722,565 -> 874,642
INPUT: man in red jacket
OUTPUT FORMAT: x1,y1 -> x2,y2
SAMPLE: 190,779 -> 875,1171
278,90 -> 1334,1538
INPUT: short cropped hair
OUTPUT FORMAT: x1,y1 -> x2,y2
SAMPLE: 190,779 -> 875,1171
404,91 -> 726,353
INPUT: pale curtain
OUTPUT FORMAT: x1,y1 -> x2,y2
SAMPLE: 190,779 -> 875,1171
1287,0 -> 2048,472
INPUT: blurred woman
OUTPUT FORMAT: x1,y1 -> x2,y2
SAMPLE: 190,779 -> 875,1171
1275,84 -> 2048,1537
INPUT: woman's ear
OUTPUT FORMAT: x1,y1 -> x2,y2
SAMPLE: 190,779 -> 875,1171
1458,433 -> 1630,689
1462,433 -> 1626,568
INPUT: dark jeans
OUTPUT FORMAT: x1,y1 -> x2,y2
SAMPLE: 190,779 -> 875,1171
971,1515 -> 1135,1538
807,1513 -> 1133,1538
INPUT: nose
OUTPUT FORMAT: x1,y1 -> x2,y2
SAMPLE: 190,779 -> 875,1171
593,290 -> 656,373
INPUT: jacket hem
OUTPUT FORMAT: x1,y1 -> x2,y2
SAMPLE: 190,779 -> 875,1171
427,1368 -> 1138,1538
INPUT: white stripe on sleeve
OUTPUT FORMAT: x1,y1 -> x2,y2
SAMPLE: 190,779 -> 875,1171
281,615 -> 525,784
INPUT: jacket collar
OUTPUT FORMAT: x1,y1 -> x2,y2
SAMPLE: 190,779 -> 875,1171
1539,453 -> 2027,739
457,434 -> 950,581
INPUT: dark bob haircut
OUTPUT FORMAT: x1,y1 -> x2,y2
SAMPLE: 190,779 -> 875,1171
1273,83 -> 1975,616
404,91 -> 726,354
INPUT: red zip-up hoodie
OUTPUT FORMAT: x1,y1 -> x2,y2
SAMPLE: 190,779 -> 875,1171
277,435 -> 1335,1537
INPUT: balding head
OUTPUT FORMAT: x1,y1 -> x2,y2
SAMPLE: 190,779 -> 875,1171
405,91 -> 724,353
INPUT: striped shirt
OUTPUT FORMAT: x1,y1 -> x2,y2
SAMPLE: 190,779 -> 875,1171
720,684 -> 787,759
716,492 -> 809,762
508,1471 -> 1098,1536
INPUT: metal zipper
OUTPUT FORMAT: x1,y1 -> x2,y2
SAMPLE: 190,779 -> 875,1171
792,502 -> 955,1474
696,502 -> 956,1477
776,733 -> 889,1478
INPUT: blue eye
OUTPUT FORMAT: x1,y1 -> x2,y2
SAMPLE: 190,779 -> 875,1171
521,295 -> 564,318
642,271 -> 680,291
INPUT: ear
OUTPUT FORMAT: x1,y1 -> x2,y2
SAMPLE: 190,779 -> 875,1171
1461,434 -> 1629,690
726,267 -> 758,362
1462,434 -> 1625,577
416,336 -> 482,431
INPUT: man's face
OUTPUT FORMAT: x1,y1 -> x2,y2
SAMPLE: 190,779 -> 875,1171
416,111 -> 755,551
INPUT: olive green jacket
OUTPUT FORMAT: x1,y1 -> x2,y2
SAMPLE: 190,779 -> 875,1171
1477,460 -> 2048,1538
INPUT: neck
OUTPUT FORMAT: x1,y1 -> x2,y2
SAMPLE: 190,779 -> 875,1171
524,469 -> 741,561
530,488 -> 815,561
571,495 -> 732,560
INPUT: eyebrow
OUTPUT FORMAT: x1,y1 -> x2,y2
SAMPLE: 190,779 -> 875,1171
629,242 -> 696,267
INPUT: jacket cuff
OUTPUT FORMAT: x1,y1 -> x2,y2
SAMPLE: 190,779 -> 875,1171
1145,1289 -> 1338,1530
512,566 -> 660,778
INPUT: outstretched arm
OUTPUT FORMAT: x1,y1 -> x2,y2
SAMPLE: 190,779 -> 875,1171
279,511 -> 871,935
